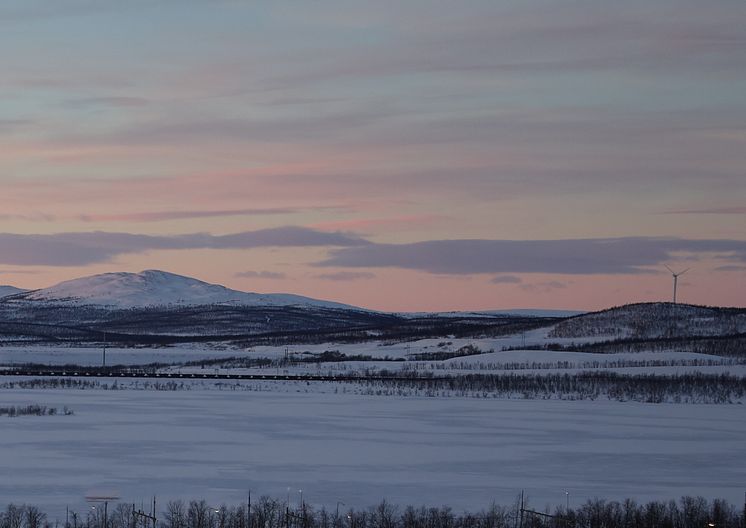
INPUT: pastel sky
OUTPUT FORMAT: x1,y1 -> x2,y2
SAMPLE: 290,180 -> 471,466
1,0 -> 745,311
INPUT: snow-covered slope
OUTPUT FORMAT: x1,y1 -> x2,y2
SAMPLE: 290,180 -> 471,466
547,302 -> 746,339
18,270 -> 358,310
0,285 -> 28,298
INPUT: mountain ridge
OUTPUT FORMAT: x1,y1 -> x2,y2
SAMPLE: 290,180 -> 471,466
0,285 -> 28,298
14,269 -> 360,311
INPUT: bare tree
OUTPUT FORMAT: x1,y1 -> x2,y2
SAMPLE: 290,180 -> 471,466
24,506 -> 46,528
1,505 -> 24,528
165,502 -> 186,528
187,502 -> 209,528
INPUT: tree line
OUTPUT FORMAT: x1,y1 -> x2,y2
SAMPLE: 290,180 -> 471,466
0,405 -> 72,417
536,334 -> 746,359
2,371 -> 745,404
2,495 -> 745,528
359,371 -> 746,403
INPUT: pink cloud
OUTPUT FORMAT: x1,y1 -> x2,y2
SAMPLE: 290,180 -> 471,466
235,270 -> 287,280
311,214 -> 449,233
314,271 -> 376,281
77,206 -> 340,223
662,206 -> 746,215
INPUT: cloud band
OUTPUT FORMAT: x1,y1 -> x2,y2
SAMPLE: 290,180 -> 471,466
0,227 -> 367,266
319,237 -> 746,275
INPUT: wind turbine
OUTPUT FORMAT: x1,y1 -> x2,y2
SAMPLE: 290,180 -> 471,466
664,265 -> 690,304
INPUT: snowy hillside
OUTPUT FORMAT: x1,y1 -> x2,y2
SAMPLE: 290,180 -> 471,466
0,285 -> 27,298
548,302 -> 746,339
18,270 -> 356,310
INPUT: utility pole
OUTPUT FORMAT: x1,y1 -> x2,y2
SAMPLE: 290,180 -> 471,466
517,491 -> 572,528
286,503 -> 306,528
133,501 -> 156,528
519,491 -> 524,528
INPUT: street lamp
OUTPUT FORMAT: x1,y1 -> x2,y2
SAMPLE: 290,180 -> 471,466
89,506 -> 103,528
85,493 -> 119,528
208,507 -> 221,528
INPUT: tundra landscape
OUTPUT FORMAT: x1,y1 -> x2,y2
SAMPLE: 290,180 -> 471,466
1,271 -> 745,524
2,1 -> 745,527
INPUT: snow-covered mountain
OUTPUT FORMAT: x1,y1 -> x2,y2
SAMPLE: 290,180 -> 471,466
17,270 -> 358,310
0,285 -> 28,298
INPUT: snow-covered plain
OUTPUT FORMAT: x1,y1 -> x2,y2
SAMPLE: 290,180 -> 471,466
0,328 -> 615,367
3,339 -> 744,379
2,386 -> 745,521
159,349 -> 745,378
3,321 -> 744,520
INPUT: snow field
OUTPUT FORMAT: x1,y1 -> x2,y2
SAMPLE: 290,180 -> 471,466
1,387 -> 745,521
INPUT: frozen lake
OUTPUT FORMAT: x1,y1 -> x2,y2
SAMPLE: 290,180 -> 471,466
2,385 -> 745,521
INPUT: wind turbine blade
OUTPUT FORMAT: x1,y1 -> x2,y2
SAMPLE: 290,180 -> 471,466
664,264 -> 675,274
679,268 -> 691,276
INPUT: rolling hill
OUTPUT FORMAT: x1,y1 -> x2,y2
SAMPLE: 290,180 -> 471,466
548,302 -> 746,340
0,285 -> 28,299
0,270 -> 552,344
16,269 -> 356,310
4,271 -> 742,349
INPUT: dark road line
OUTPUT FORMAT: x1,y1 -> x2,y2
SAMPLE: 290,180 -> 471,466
0,369 -> 441,383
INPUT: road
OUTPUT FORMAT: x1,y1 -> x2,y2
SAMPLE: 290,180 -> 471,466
0,368 -> 439,382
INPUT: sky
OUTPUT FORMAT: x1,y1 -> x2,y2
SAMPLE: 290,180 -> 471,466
1,0 -> 745,311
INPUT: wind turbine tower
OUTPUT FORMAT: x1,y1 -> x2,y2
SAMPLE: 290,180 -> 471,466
664,265 -> 690,304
